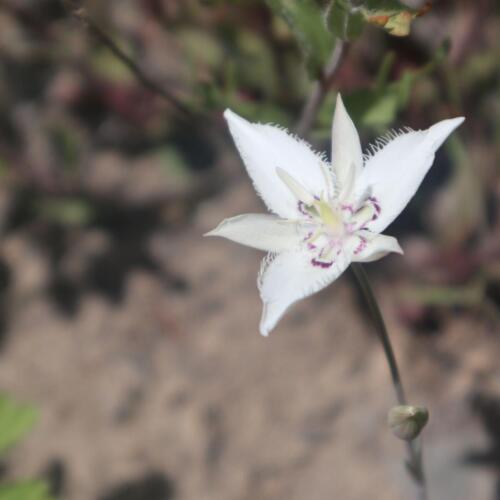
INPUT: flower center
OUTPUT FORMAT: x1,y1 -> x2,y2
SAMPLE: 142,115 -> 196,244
300,195 -> 381,268
275,167 -> 381,268
298,197 -> 346,268
316,200 -> 343,234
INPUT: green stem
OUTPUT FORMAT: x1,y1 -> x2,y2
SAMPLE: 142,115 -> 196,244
351,263 -> 427,500
295,41 -> 346,137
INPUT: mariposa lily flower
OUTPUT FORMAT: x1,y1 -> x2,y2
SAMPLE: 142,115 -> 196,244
206,95 -> 464,336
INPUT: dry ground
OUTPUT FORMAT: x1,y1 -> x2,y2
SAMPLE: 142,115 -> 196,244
0,178 -> 498,500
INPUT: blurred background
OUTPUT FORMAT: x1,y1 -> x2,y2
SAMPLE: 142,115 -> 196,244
0,0 -> 498,499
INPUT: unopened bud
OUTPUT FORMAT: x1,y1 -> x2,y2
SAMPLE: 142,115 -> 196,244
387,405 -> 429,441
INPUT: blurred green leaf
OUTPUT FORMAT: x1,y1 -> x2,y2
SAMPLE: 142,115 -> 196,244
361,92 -> 399,127
156,146 -> 192,181
401,282 -> 484,308
326,0 -> 364,41
37,198 -> 95,227
228,99 -> 291,125
49,126 -> 80,170
0,395 -> 38,455
265,0 -> 335,78
374,51 -> 396,92
91,46 -> 134,83
343,42 -> 448,132
177,29 -> 225,71
235,30 -> 278,97
359,0 -> 430,37
0,481 -> 53,500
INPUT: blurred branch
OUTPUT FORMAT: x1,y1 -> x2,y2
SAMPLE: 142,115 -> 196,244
295,41 -> 346,137
61,0 -> 195,121
448,0 -> 490,65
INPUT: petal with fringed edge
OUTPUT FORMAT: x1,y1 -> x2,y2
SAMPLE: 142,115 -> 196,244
224,110 -> 334,219
258,248 -> 351,336
357,117 -> 465,233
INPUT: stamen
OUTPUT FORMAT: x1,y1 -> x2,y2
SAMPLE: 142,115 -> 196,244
347,196 -> 381,232
341,204 -> 354,215
349,205 -> 375,231
276,168 -> 315,205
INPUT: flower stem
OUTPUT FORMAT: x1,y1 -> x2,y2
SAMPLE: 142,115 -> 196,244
351,263 -> 428,500
295,41 -> 346,137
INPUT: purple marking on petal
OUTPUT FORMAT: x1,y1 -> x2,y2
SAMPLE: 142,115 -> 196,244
354,236 -> 368,255
345,222 -> 356,233
311,258 -> 333,269
298,201 -> 311,217
303,231 -> 317,250
341,204 -> 354,215
368,196 -> 381,220
368,196 -> 381,212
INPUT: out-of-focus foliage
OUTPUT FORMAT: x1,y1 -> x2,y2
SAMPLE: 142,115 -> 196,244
0,1 -> 498,498
0,481 -> 53,500
315,42 -> 449,135
265,0 -> 335,77
0,395 -> 53,500
326,0 -> 364,41
265,0 -> 426,79
340,41 -> 450,132
359,0 -> 431,36
0,394 -> 37,453
36,197 -> 95,227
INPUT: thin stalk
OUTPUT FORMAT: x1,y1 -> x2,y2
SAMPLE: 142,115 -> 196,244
351,263 -> 428,500
63,0 -> 194,120
295,41 -> 346,137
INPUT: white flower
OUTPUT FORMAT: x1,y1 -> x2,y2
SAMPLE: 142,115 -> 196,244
206,95 -> 464,336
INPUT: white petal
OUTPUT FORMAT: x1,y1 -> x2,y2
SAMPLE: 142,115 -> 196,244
224,110 -> 334,218
332,94 -> 363,201
350,232 -> 403,263
258,248 -> 351,336
205,214 -> 302,252
358,117 -> 465,233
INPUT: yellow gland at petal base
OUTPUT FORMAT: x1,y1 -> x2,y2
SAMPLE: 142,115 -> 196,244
316,199 -> 344,235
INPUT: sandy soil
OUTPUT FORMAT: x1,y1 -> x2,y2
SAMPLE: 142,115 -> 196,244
0,178 -> 498,500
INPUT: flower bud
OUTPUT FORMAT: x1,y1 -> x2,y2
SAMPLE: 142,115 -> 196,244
387,405 -> 429,441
